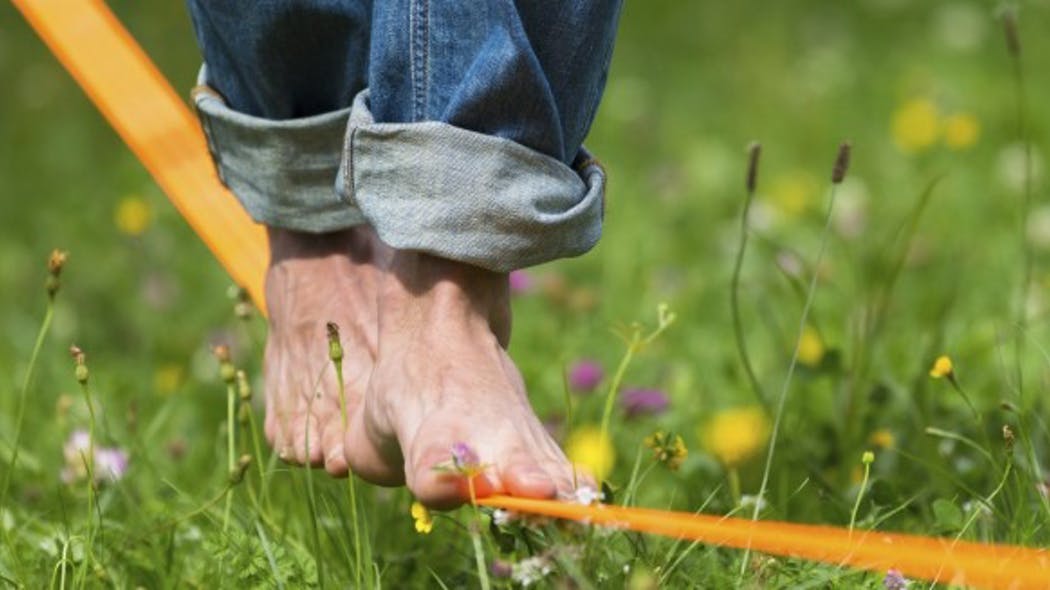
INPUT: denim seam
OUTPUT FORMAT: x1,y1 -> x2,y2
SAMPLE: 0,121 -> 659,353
410,0 -> 429,121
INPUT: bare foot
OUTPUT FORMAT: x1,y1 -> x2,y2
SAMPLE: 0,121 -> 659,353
343,251 -> 589,509
262,226 -> 388,475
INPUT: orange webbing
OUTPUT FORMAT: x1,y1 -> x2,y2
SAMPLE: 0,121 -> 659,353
12,0 -> 269,309
13,2 -> 1050,588
479,495 -> 1050,589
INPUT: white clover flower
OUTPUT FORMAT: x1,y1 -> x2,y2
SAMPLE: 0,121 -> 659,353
491,509 -> 515,526
511,556 -> 552,587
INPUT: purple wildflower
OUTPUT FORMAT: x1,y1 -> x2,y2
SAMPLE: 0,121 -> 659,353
568,359 -> 604,393
94,448 -> 129,482
490,559 -> 513,579
620,388 -> 670,418
60,430 -> 129,484
508,270 -> 534,294
883,569 -> 909,590
451,441 -> 481,471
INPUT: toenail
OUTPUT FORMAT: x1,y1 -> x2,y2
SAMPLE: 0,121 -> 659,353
278,447 -> 293,461
325,448 -> 343,466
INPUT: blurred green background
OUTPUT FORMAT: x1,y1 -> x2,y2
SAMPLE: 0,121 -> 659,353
2,0 -> 1050,586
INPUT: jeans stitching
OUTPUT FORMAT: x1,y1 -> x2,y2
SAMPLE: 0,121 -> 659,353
411,0 -> 429,121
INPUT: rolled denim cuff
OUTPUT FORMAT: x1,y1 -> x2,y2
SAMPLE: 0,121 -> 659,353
336,90 -> 605,272
191,66 -> 366,232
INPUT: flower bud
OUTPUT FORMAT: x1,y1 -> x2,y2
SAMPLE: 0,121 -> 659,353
861,451 -> 875,465
229,454 -> 252,484
212,345 -> 236,384
236,370 -> 252,402
326,322 -> 344,363
70,345 -> 88,384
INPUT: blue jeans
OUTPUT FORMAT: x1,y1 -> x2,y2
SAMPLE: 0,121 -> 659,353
186,0 -> 621,271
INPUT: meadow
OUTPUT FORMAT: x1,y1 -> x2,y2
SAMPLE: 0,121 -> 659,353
2,0 -> 1050,587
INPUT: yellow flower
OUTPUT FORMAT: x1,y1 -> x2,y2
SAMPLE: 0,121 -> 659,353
153,364 -> 184,396
929,355 -> 954,379
410,501 -> 433,534
891,98 -> 940,153
700,407 -> 770,467
943,113 -> 980,150
768,171 -> 819,217
114,196 -> 152,236
566,426 -> 615,481
869,429 -> 895,449
796,326 -> 825,367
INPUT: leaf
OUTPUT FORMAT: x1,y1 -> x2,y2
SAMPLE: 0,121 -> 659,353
932,498 -> 963,531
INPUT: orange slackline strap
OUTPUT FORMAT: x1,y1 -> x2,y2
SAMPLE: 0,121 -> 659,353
11,0 -> 268,308
13,2 -> 1050,588
479,495 -> 1050,589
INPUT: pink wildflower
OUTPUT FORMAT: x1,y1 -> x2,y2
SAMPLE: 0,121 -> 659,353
568,359 -> 604,393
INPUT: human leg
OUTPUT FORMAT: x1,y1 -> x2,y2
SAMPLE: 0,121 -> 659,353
341,0 -> 623,506
186,0 -> 384,474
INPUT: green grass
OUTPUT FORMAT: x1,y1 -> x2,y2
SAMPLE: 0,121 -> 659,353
2,0 -> 1050,587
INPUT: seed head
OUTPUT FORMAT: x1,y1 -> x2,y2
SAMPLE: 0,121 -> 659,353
832,141 -> 852,184
46,249 -> 68,299
70,345 -> 88,384
1003,424 -> 1016,451
236,370 -> 252,402
746,142 -> 762,193
326,322 -> 344,363
211,345 -> 236,384
48,249 -> 68,276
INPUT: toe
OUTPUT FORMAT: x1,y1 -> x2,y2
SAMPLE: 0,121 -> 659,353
320,419 -> 349,477
291,413 -> 326,466
500,449 -> 557,499
344,409 -> 405,486
407,437 -> 500,510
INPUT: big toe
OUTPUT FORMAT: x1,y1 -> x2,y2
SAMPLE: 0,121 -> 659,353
500,449 -> 560,499
406,435 -> 500,510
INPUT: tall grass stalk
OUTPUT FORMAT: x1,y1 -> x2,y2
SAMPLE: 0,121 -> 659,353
848,452 -> 874,536
740,142 -> 850,581
71,348 -> 99,585
223,379 -> 236,531
327,322 -> 367,589
1,250 -> 64,511
730,142 -> 772,413
598,304 -> 675,452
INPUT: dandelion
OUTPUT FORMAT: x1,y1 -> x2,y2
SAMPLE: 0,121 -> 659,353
943,113 -> 980,150
870,429 -> 896,449
568,359 -> 604,393
891,98 -> 940,153
883,568 -> 909,589
566,426 -> 615,482
700,407 -> 770,468
410,501 -> 433,534
508,270 -> 533,294
114,195 -> 152,237
512,556 -> 552,587
929,355 -> 954,379
620,388 -> 669,418
796,326 -> 825,367
643,430 -> 688,471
